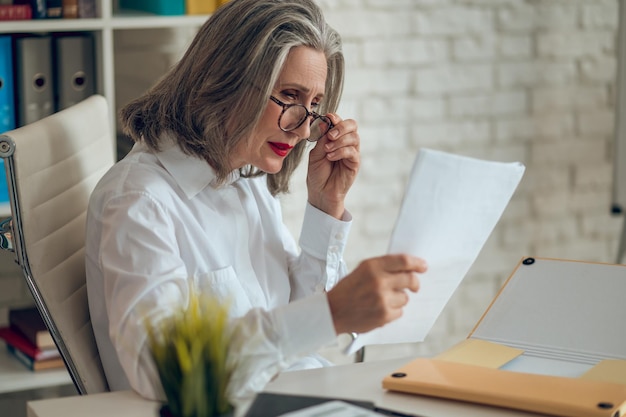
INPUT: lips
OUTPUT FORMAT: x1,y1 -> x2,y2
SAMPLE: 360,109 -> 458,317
268,142 -> 294,157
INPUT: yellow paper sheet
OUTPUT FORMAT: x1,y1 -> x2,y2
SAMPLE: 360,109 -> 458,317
436,339 -> 523,369
581,359 -> 626,386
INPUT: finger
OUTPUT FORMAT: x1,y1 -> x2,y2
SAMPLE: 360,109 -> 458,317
326,144 -> 360,166
383,254 -> 428,274
325,113 -> 343,128
316,114 -> 342,143
326,115 -> 358,142
403,272 -> 420,292
325,131 -> 360,153
387,289 -> 410,308
386,270 -> 420,292
309,133 -> 333,159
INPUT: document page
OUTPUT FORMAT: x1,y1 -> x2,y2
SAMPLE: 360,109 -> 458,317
346,148 -> 525,354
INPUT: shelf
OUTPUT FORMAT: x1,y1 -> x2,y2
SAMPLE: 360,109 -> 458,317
109,15 -> 208,29
110,14 -> 208,29
0,19 -> 104,34
0,341 -> 72,395
0,14 -> 209,33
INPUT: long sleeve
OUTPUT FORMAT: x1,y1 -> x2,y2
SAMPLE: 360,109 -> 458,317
285,203 -> 352,301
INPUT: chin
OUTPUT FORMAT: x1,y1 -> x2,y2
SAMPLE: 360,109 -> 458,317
265,166 -> 283,175
258,161 -> 285,175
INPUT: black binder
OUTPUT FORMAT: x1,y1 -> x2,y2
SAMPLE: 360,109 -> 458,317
53,33 -> 95,110
243,393 -> 377,417
14,35 -> 54,127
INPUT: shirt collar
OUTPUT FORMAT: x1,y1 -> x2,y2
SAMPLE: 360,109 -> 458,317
154,133 -> 240,199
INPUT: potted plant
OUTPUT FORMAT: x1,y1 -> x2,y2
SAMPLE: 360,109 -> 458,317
146,292 -> 233,417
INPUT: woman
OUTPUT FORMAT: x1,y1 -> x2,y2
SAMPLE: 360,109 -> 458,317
85,0 -> 427,409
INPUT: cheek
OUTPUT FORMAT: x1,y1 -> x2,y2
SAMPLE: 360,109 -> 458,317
246,104 -> 283,154
259,103 -> 282,132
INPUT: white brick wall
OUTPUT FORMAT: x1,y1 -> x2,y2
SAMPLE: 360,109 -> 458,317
1,0 -> 622,363
310,0 -> 622,361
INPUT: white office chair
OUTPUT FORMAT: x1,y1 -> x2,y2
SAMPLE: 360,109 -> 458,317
0,94 -> 114,394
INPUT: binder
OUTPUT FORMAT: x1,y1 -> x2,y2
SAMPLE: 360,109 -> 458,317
14,35 -> 54,126
119,0 -> 184,15
0,35 -> 14,212
185,0 -> 217,15
383,258 -> 626,417
46,0 -> 62,18
53,34 -> 95,111
14,0 -> 46,19
0,35 -> 15,133
0,4 -> 33,20
77,0 -> 96,18
61,0 -> 78,18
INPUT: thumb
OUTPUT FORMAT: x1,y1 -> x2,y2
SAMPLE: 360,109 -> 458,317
308,135 -> 329,161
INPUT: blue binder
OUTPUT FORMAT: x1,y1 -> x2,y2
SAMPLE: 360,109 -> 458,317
0,35 -> 15,133
0,35 -> 15,211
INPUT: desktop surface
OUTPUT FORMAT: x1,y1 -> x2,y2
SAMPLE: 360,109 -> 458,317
263,357 -> 550,417
27,357 -> 552,417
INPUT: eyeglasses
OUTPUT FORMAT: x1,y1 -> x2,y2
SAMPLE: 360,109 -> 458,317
269,96 -> 333,142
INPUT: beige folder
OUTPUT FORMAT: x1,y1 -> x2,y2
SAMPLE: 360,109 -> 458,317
382,358 -> 626,417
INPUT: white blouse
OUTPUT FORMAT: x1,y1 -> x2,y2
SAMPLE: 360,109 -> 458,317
85,138 -> 352,408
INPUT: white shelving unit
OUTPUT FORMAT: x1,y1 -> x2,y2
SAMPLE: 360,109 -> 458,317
0,0 -> 208,135
0,0 -> 207,394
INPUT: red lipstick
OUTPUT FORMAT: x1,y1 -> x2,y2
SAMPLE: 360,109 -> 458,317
268,142 -> 293,157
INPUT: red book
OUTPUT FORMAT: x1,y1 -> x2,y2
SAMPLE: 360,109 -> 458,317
6,345 -> 65,371
0,326 -> 60,361
0,4 -> 33,20
9,306 -> 55,349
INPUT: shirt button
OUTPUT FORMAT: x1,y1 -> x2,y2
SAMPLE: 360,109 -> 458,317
335,232 -> 344,240
329,246 -> 339,253
315,283 -> 325,292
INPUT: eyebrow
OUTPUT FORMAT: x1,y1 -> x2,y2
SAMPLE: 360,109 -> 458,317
277,82 -> 325,98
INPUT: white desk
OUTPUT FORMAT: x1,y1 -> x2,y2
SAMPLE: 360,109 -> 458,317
27,357 -> 551,417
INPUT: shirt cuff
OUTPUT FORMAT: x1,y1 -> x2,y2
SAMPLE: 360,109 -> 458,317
299,203 -> 352,261
272,293 -> 336,359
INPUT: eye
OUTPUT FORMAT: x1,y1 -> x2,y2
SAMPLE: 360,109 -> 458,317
281,91 -> 298,102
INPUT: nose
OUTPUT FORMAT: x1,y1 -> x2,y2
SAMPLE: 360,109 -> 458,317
291,115 -> 312,141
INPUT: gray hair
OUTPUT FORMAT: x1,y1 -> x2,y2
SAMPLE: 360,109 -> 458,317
120,0 -> 344,195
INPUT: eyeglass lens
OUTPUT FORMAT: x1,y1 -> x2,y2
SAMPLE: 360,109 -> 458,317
280,105 -> 332,142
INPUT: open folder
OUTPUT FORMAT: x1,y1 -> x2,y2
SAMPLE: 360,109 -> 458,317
383,257 -> 626,417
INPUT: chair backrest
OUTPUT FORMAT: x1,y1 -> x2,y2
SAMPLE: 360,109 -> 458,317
0,94 -> 114,394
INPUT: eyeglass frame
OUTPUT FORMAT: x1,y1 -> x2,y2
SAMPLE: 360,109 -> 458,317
269,95 -> 334,142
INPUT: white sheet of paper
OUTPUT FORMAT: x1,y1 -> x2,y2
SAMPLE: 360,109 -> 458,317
346,148 -> 525,354
278,401 -> 380,417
